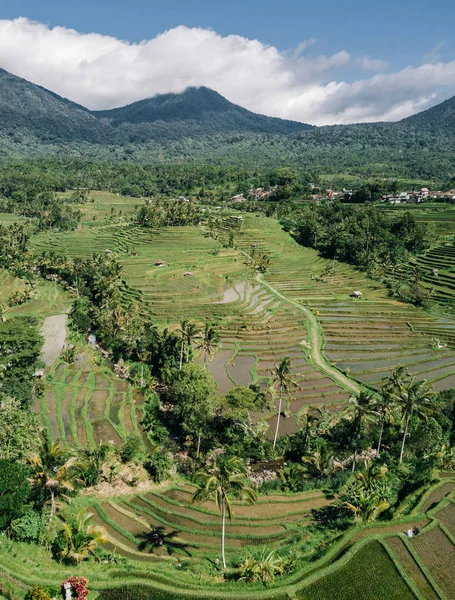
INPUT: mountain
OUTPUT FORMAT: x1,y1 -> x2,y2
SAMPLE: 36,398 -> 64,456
95,87 -> 313,135
0,69 -> 312,146
0,68 -> 106,143
399,95 -> 455,134
1,67 -> 455,179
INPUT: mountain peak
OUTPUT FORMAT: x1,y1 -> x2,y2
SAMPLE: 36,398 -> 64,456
94,86 -> 313,134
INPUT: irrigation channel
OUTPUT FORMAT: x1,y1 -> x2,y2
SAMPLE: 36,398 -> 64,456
255,273 -> 363,397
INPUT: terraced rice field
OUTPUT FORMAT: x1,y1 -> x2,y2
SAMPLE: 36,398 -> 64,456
381,203 -> 455,235
298,540 -> 416,600
28,210 -> 455,436
61,190 -> 142,222
385,537 -> 439,600
0,270 -> 71,319
34,352 -> 146,449
411,526 -> 455,598
89,484 -> 332,561
410,244 -> 455,309
313,300 -> 455,390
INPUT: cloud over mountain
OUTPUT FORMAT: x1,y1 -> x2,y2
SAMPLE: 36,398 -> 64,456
0,17 -> 455,125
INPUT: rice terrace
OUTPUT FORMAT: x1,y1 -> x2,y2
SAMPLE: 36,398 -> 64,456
2,178 -> 455,600
3,11 -> 455,597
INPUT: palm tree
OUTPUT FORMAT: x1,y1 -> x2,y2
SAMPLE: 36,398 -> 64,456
347,392 -> 378,472
191,456 -> 257,569
296,407 -> 322,452
301,439 -> 339,478
28,439 -> 81,518
136,349 -> 151,388
272,357 -> 298,450
60,509 -> 107,564
343,460 -> 390,523
375,392 -> 395,457
78,441 -> 114,487
197,321 -> 220,368
185,321 -> 200,364
396,377 -> 436,463
177,319 -> 189,370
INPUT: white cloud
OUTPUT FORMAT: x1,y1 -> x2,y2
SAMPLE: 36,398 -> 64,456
293,39 -> 319,57
0,17 -> 455,125
356,56 -> 389,71
422,41 -> 445,65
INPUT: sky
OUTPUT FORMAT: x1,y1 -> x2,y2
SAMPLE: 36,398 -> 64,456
0,0 -> 455,125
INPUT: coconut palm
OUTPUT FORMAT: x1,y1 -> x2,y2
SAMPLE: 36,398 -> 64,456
185,321 -> 200,364
197,321 -> 220,368
301,439 -> 339,479
272,357 -> 298,450
177,319 -> 189,370
60,509 -> 107,564
28,439 -> 81,518
375,392 -> 396,457
191,456 -> 256,569
396,377 -> 436,463
296,407 -> 323,452
347,392 -> 378,472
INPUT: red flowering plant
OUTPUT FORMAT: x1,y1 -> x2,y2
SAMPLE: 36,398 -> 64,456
62,577 -> 89,600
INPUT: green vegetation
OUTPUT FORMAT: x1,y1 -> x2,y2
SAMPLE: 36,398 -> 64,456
3,68 -> 455,180
2,160 -> 455,599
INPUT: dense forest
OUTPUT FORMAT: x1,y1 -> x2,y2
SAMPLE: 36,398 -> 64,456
2,67 -> 455,179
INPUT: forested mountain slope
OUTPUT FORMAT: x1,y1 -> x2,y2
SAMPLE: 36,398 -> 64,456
1,67 -> 455,178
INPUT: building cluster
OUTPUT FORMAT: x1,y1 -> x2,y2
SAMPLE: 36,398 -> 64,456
381,188 -> 455,204
231,186 -> 277,202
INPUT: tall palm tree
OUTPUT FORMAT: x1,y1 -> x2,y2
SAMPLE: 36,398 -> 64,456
375,392 -> 395,457
191,456 -> 257,569
396,378 -> 436,463
297,407 -> 323,452
347,392 -> 378,472
272,357 -> 298,450
185,322 -> 200,364
177,319 -> 189,370
197,321 -> 220,368
60,509 -> 107,564
28,439 -> 80,518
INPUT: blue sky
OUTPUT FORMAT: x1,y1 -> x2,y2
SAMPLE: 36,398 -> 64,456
0,0 -> 454,124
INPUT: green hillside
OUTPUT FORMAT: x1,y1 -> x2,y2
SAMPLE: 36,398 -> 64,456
95,87 -> 312,135
1,68 -> 455,178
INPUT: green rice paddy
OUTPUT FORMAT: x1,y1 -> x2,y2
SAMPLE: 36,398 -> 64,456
2,477 -> 454,599
25,203 -> 455,437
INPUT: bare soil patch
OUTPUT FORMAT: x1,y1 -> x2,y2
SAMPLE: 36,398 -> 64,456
40,314 -> 68,367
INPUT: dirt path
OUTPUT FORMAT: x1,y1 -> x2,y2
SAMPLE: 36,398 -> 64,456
256,274 -> 362,395
40,314 -> 68,367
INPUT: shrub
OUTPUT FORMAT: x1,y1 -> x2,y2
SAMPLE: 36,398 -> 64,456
144,448 -> 173,482
0,460 -> 30,530
10,509 -> 41,542
119,434 -> 145,464
25,586 -> 52,600
63,576 -> 90,600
